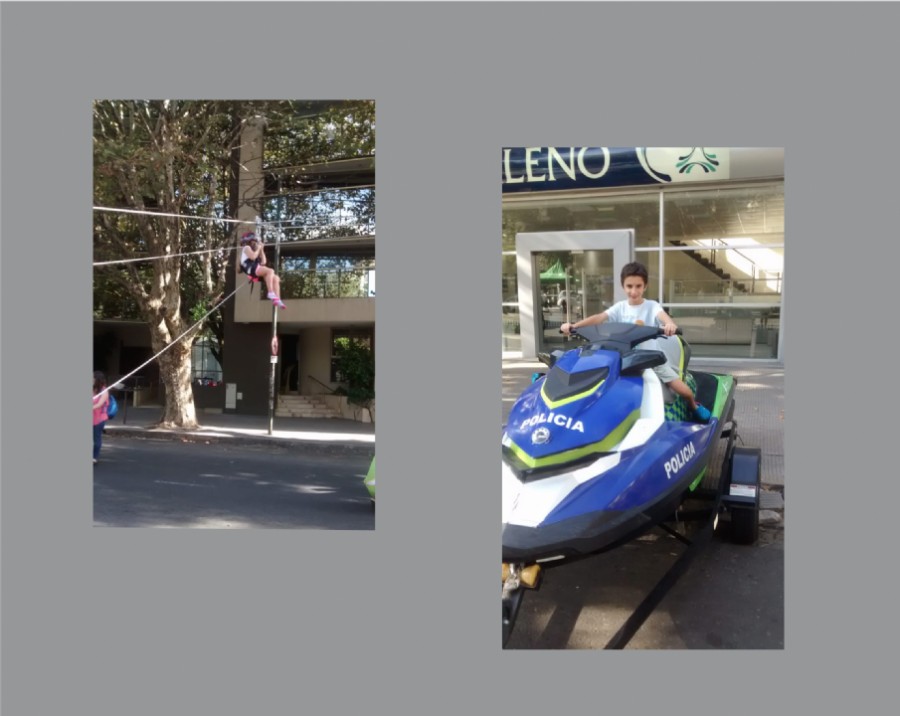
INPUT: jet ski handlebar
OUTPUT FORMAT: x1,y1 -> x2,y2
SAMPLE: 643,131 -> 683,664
561,323 -> 682,341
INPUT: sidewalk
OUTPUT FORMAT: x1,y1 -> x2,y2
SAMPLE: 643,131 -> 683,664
104,404 -> 375,452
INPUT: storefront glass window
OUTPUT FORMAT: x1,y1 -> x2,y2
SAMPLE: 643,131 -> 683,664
664,184 -> 783,248
662,246 -> 783,303
502,193 -> 660,250
666,306 -> 780,360
502,180 -> 783,360
502,305 -> 521,353
501,253 -> 518,307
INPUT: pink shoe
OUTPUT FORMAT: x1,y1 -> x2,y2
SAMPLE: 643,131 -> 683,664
273,298 -> 286,309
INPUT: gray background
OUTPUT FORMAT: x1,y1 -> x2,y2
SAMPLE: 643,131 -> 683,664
1,1 -> 895,713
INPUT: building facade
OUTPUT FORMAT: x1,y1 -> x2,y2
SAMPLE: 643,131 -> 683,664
502,147 -> 784,362
224,116 -> 375,417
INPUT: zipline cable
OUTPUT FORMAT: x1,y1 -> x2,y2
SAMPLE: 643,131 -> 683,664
93,206 -> 268,266
93,199 -> 373,230
95,280 -> 250,399
94,232 -> 371,267
94,245 -> 242,267
93,206 -> 261,226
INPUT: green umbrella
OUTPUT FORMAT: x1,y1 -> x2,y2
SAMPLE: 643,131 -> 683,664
539,259 -> 567,281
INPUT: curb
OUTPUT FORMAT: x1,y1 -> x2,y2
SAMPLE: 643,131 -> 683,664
104,425 -> 376,456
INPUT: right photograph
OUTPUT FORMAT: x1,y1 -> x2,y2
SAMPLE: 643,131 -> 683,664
501,148 -> 784,649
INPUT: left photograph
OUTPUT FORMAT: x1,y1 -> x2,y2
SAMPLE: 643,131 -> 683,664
92,100 -> 376,529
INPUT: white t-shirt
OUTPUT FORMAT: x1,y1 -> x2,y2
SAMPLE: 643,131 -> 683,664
605,298 -> 663,327
605,299 -> 664,353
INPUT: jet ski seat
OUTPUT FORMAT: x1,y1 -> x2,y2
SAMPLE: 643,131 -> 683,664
657,335 -> 691,405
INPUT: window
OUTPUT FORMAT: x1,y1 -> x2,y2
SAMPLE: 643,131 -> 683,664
279,252 -> 376,299
502,181 -> 784,359
331,328 -> 373,382
191,338 -> 223,384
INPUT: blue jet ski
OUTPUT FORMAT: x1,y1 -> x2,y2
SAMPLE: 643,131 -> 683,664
501,322 -> 761,646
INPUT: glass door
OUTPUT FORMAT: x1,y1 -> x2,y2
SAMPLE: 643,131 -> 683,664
536,249 -> 617,352
515,230 -> 633,357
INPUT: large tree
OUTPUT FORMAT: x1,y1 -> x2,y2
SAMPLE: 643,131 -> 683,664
93,99 -> 375,428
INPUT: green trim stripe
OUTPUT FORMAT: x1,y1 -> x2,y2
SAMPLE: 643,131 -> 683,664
540,377 -> 606,409
688,467 -> 707,492
688,376 -> 735,491
507,409 -> 639,469
712,375 -> 735,416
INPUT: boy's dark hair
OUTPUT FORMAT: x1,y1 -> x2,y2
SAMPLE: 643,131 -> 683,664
620,261 -> 649,286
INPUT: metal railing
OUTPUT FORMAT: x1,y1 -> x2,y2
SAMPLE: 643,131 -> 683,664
308,374 -> 339,394
262,187 -> 375,241
278,267 -> 374,299
695,239 -> 783,295
668,277 -> 781,302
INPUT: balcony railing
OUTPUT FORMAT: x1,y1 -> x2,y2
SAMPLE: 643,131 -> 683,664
262,187 -> 375,241
668,277 -> 781,303
278,267 -> 375,300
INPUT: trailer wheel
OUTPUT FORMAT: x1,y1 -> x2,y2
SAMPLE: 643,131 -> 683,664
728,447 -> 761,545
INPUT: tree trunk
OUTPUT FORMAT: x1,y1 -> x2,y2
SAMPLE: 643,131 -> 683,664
143,218 -> 200,429
153,337 -> 198,429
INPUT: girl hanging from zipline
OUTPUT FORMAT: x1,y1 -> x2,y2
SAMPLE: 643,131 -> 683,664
240,232 -> 286,309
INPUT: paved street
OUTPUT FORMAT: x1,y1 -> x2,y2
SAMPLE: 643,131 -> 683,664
93,434 -> 375,529
505,520 -> 784,649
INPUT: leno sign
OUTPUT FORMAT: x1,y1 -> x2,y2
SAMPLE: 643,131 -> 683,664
502,147 -> 731,193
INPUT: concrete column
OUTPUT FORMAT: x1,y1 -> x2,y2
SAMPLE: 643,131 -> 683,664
234,117 -> 266,322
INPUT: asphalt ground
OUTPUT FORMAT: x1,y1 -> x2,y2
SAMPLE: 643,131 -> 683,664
95,404 -> 376,529
505,521 -> 784,649
94,435 -> 374,529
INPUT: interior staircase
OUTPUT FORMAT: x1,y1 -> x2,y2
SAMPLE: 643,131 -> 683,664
669,240 -> 749,293
275,394 -> 343,419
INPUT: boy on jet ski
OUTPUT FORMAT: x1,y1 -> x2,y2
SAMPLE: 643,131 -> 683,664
561,261 -> 711,423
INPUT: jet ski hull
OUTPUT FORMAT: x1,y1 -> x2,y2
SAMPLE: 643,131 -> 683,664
502,366 -> 735,564
502,437 -> 712,562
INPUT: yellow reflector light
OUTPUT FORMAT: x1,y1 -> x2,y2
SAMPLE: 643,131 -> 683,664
520,564 -> 541,588
503,563 -> 542,588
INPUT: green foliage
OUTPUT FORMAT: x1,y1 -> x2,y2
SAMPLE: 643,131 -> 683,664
93,99 -> 240,332
333,338 -> 375,408
263,100 -> 375,167
261,101 -> 375,243
93,100 -> 374,370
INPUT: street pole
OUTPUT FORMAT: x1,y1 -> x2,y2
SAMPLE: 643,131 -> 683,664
268,307 -> 278,435
265,217 -> 280,435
